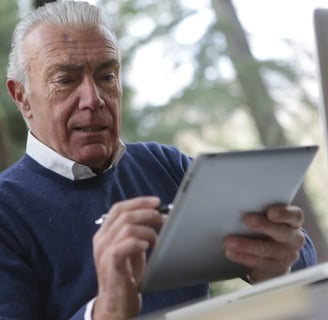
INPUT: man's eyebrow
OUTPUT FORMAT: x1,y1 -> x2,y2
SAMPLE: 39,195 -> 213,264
96,59 -> 120,72
45,64 -> 83,76
45,59 -> 120,77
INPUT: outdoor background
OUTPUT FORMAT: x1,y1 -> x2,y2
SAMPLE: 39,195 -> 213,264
1,0 -> 328,296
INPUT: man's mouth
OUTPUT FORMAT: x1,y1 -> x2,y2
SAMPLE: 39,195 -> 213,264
75,126 -> 107,132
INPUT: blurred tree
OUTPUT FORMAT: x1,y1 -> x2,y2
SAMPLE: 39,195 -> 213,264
0,0 -> 19,170
213,0 -> 286,145
34,0 -> 56,8
104,0 -> 317,149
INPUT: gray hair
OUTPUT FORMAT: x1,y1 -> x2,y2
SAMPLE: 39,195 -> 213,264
7,0 -> 118,86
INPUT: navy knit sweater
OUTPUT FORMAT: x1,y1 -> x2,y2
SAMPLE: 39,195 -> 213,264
0,142 -> 316,319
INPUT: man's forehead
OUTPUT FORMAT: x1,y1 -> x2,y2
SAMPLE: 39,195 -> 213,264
23,23 -> 120,67
25,23 -> 117,53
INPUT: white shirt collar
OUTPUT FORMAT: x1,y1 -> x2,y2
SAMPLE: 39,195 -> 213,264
26,131 -> 126,180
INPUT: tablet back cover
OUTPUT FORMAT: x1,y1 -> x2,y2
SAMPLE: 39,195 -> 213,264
141,145 -> 318,292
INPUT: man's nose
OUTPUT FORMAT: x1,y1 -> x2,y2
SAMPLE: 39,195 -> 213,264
78,78 -> 105,110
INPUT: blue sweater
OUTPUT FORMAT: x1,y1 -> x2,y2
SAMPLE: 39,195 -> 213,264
0,142 -> 316,319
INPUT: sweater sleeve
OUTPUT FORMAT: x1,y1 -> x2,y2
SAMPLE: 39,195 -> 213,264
292,229 -> 317,271
0,227 -> 42,319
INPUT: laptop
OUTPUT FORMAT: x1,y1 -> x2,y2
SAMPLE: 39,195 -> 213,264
140,262 -> 328,320
314,8 -> 328,145
141,145 -> 318,292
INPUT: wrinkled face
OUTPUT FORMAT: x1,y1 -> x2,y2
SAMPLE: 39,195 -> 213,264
8,23 -> 122,171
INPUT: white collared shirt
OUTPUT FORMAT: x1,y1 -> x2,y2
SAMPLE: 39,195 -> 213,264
26,131 -> 126,180
25,131 -> 126,318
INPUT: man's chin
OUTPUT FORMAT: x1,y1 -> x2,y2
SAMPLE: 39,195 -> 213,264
74,147 -> 113,170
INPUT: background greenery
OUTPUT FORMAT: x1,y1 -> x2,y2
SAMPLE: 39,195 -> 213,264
1,0 -> 327,296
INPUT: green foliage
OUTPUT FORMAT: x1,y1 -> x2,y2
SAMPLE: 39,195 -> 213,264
0,0 -> 18,111
0,0 -> 18,109
99,0 -> 318,151
0,0 -> 25,163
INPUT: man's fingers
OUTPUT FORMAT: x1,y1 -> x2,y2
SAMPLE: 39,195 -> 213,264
114,223 -> 160,248
242,213 -> 305,247
266,206 -> 304,228
104,196 -> 161,223
224,236 -> 299,262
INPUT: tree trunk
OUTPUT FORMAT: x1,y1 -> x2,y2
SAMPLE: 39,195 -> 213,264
33,0 -> 56,9
211,0 -> 328,261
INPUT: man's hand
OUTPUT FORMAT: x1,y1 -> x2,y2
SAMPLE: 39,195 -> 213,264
224,205 -> 305,283
92,196 -> 163,320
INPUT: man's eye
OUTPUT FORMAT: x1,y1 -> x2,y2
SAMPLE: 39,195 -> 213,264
56,77 -> 73,84
101,73 -> 116,81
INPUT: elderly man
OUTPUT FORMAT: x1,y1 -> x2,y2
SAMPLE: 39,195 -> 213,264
1,1 -> 316,319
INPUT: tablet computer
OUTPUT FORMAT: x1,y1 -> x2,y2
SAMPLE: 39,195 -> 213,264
141,145 -> 318,292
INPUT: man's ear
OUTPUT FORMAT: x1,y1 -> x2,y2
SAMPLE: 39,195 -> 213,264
6,79 -> 32,120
